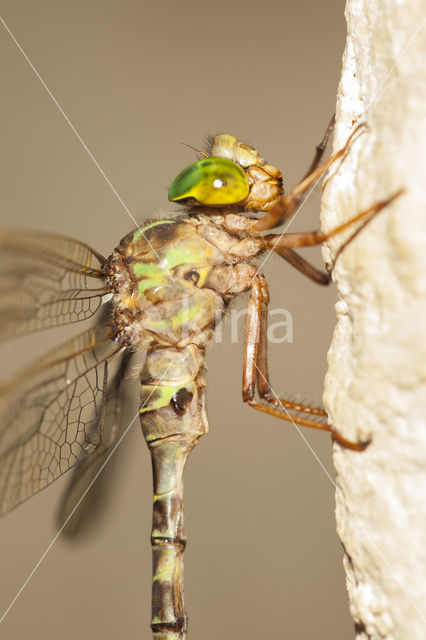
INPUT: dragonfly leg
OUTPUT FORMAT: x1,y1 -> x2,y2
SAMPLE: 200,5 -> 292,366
242,274 -> 370,451
272,247 -> 331,285
263,190 -> 403,252
300,113 -> 335,182
251,121 -> 366,232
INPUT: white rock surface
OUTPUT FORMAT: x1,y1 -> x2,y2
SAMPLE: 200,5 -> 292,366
321,1 -> 426,638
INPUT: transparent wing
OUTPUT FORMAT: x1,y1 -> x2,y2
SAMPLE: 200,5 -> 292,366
0,323 -> 123,514
0,229 -> 111,340
57,350 -> 135,537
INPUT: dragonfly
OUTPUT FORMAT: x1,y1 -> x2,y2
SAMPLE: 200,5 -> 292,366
0,118 -> 401,640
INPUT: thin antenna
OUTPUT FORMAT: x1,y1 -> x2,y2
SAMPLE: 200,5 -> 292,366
181,142 -> 208,157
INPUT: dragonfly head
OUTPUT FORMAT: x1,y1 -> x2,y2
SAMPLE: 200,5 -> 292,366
168,156 -> 249,207
168,134 -> 284,212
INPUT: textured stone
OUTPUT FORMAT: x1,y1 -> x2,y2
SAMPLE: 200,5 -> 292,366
321,1 -> 426,639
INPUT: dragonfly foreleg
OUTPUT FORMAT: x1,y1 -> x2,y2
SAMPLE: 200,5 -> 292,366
300,113 -> 335,182
251,121 -> 366,232
242,274 -> 369,451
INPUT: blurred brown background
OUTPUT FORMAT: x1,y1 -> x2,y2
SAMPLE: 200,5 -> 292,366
0,1 -> 352,639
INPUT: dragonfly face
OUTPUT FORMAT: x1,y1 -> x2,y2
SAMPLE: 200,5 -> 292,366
169,133 -> 284,212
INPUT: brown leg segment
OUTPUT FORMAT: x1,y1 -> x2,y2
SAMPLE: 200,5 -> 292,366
242,274 -> 370,451
251,122 -> 366,232
301,114 -> 335,182
263,190 -> 403,251
274,247 -> 331,285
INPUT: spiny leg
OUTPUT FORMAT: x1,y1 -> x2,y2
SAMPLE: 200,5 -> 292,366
263,190 -> 403,251
242,274 -> 333,420
328,190 -> 402,270
273,247 -> 331,285
301,114 -> 335,182
252,122 -> 366,232
263,115 -> 335,286
242,274 -> 369,451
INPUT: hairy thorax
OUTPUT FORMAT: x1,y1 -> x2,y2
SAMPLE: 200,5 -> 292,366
106,216 -> 259,350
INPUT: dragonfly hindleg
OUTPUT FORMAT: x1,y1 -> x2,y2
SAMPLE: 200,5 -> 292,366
242,274 -> 370,451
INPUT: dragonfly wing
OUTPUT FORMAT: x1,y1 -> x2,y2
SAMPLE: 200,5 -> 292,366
0,229 -> 111,340
0,323 -> 123,515
57,351 -> 134,537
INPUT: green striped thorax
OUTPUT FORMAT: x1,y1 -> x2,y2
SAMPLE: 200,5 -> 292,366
110,219 -> 225,347
168,157 -> 250,206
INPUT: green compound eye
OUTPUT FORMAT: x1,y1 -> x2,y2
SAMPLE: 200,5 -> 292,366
168,157 -> 249,206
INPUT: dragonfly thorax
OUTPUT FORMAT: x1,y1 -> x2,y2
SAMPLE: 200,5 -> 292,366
107,217 -> 257,350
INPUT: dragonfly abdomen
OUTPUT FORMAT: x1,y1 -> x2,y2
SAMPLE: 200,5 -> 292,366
140,344 -> 208,639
